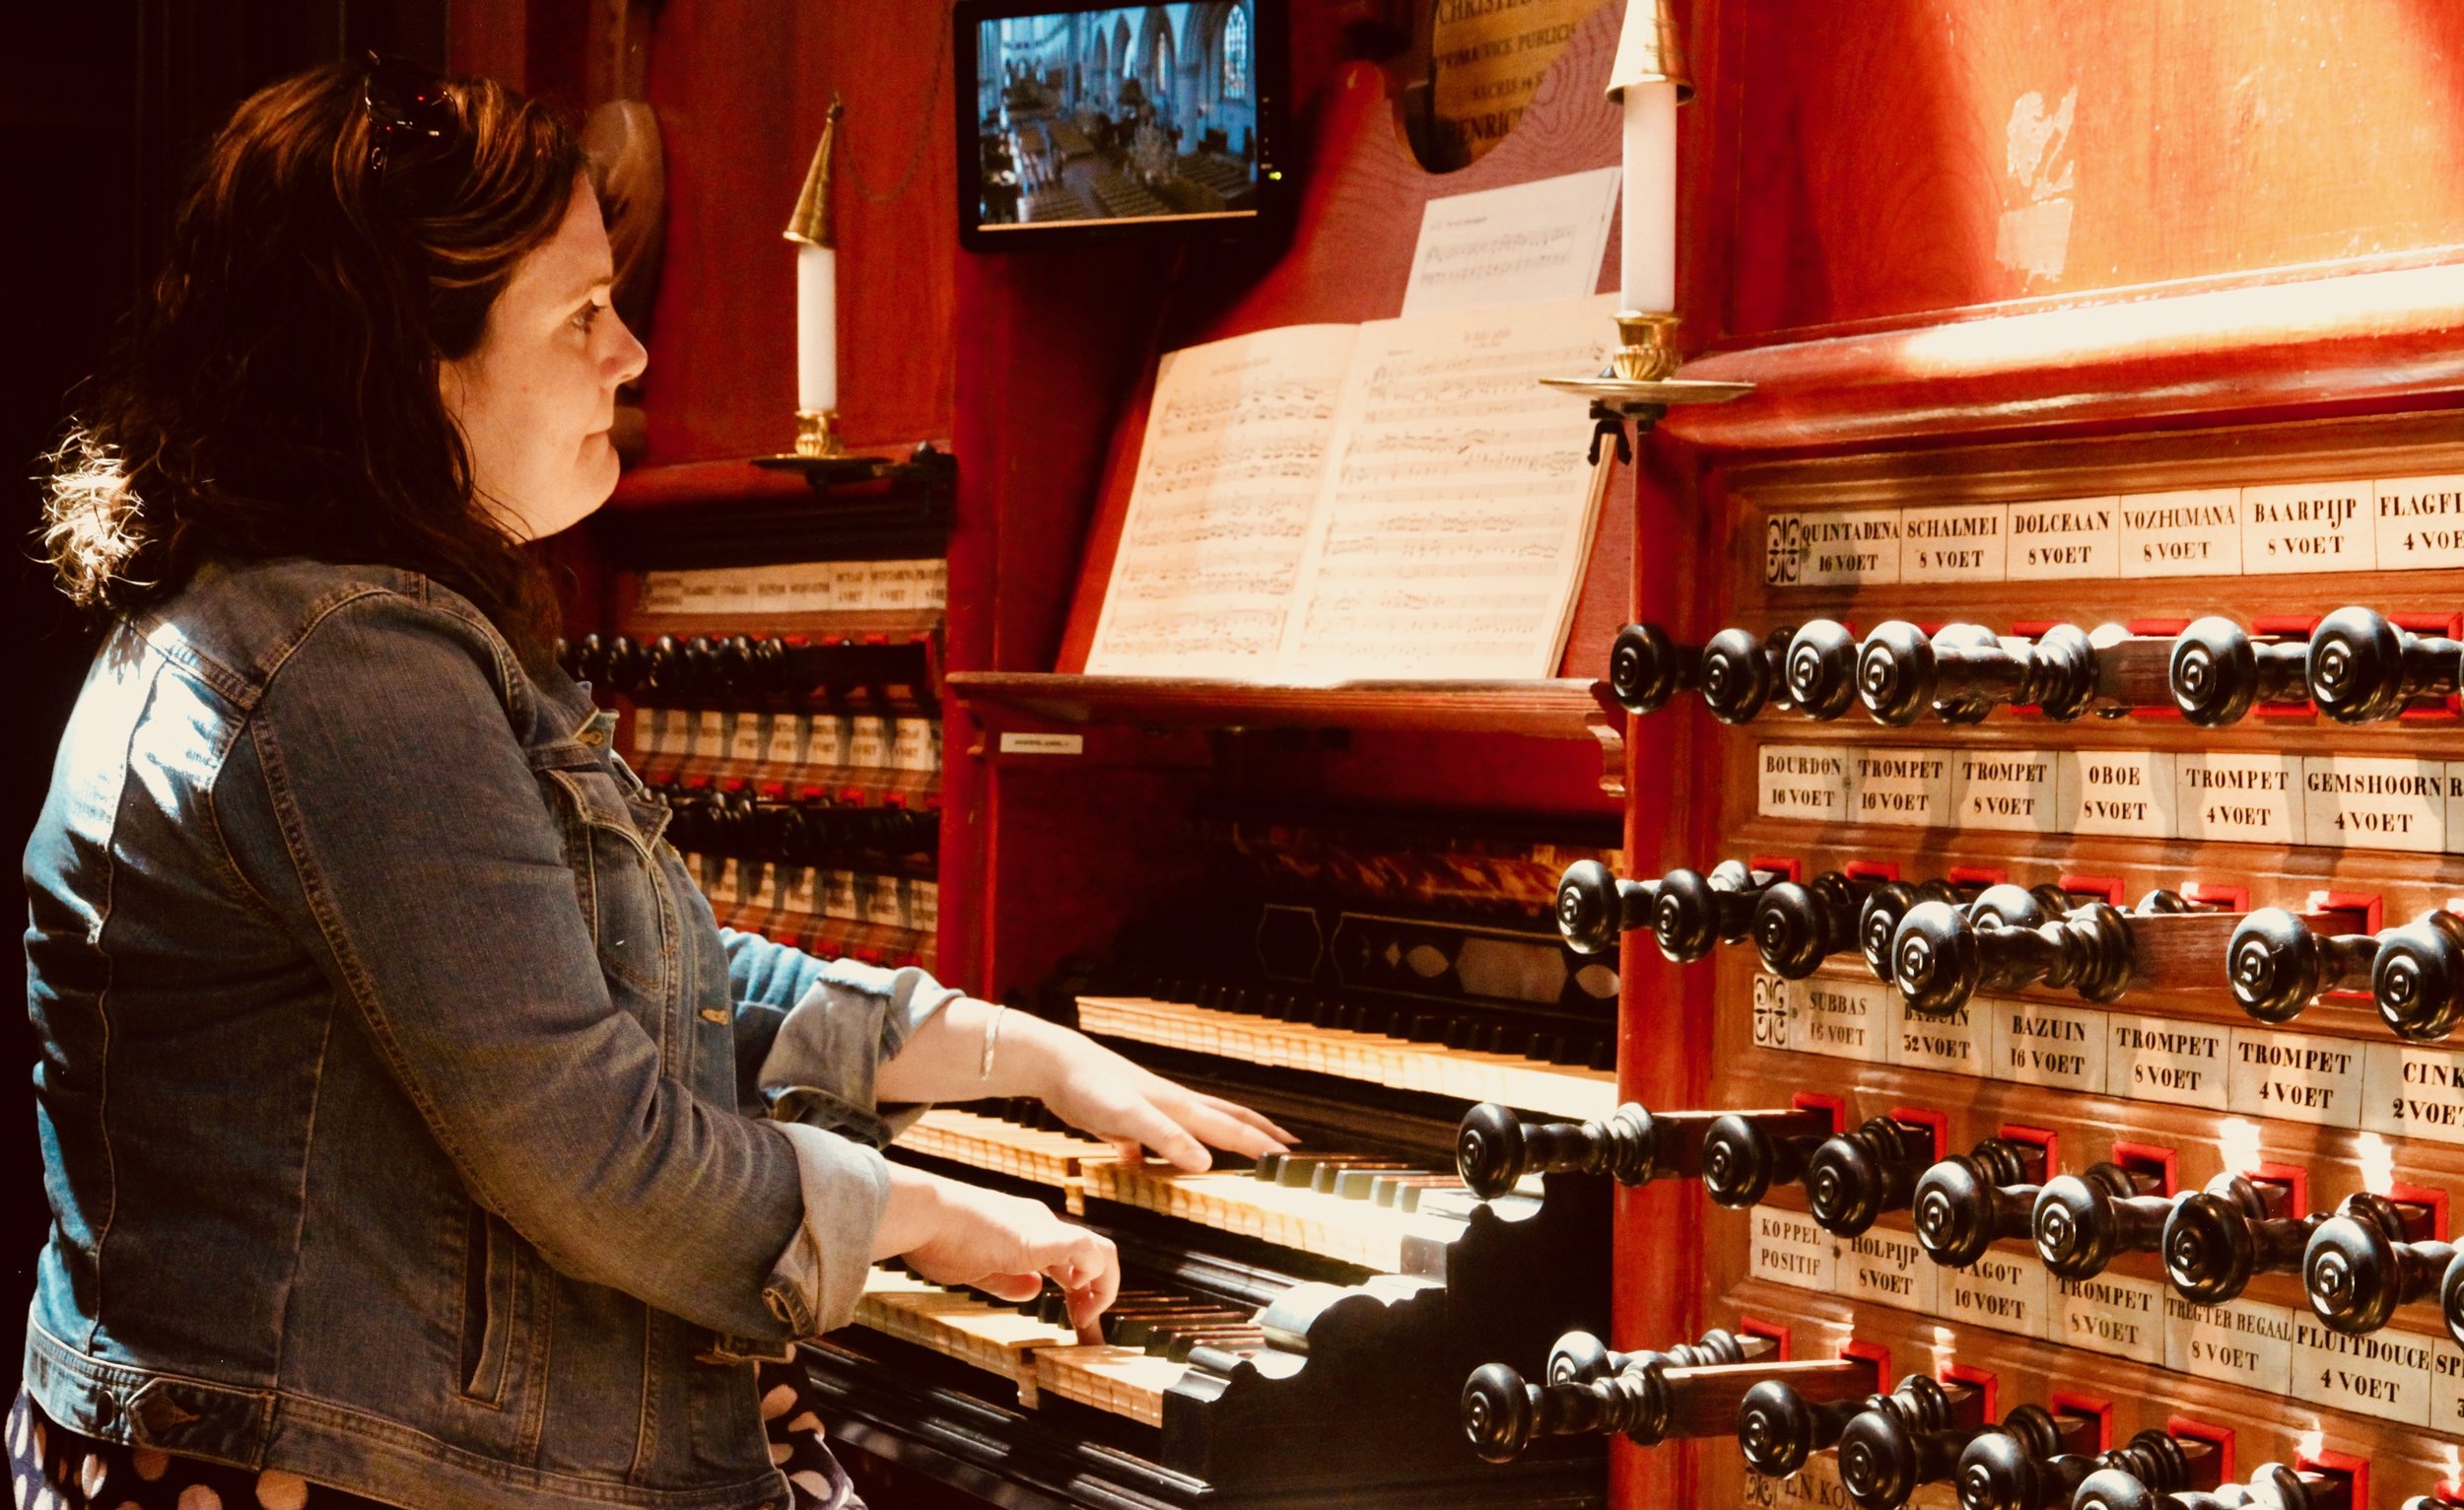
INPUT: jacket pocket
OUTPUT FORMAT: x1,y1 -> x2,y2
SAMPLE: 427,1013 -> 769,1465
542,763 -> 674,997
458,1204 -> 517,1407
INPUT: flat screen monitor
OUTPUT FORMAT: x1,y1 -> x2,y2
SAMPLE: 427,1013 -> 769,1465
955,0 -> 1284,249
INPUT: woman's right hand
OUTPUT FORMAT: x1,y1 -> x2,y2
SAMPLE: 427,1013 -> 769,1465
873,1165 -> 1120,1338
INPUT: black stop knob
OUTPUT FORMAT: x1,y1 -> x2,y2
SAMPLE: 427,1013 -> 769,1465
1913,1155 -> 2030,1269
2303,1197 -> 2453,1335
1836,1404 -> 1955,1510
2072,1468 -> 2158,1510
1856,620 -> 1937,725
1554,858 -> 1652,956
2031,1165 -> 2169,1280
1460,1363 -> 1536,1464
1753,880 -> 1833,979
1955,1430 -> 2085,1510
1454,1103 -> 1526,1201
2227,908 -> 2333,1024
1609,622 -> 1693,714
1701,1112 -> 1815,1208
1735,1380 -> 1841,1478
2169,616 -> 2259,726
1808,1119 -> 1929,1238
2160,1184 -> 2267,1305
2307,605 -> 2458,723
1890,900 -> 1983,1018
1701,627 -> 1782,723
1785,620 -> 1860,721
2373,910 -> 2464,1042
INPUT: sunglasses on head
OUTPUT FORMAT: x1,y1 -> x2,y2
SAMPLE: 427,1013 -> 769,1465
361,50 -> 465,189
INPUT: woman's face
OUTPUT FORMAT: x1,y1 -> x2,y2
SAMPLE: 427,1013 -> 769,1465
440,177 -> 648,542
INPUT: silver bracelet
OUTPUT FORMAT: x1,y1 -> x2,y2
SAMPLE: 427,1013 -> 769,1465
980,1003 -> 1006,1081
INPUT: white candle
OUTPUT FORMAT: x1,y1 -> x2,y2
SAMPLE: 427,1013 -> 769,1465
1618,79 -> 1677,313
795,242 -> 838,413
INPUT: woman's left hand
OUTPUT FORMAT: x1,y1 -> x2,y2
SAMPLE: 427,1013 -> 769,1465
1026,1021 -> 1293,1171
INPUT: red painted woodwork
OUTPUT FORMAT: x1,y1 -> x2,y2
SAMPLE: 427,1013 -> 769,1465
1051,5 -> 1632,675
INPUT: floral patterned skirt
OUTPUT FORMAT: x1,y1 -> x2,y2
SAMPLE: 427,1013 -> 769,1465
8,1360 -> 860,1510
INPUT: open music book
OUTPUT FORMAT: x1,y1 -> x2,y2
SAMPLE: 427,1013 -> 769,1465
1084,293 -> 1619,680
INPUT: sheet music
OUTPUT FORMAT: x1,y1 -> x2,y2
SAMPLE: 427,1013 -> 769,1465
1084,323 -> 1361,676
1400,169 -> 1621,316
1275,294 -> 1618,681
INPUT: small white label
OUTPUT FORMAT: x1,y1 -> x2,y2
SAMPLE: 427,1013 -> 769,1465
1941,1251 -> 2052,1338
849,717 -> 890,768
2176,752 -> 2303,844
999,731 -> 1087,756
1843,1228 -> 1939,1314
2106,1014 -> 2230,1109
1788,510 -> 1903,586
1991,997 -> 2106,1092
1748,1206 -> 1837,1290
710,857 -> 741,907
785,868 -> 819,916
821,870 -> 860,921
2432,1338 -> 2464,1435
1951,749 -> 2060,834
2163,1295 -> 2299,1394
909,879 -> 939,932
1894,1001 -> 1984,1076
2303,755 -> 2446,854
2242,479 -> 2374,574
891,720 -> 932,772
2055,1271 -> 2167,1364
1795,976 -> 1890,1061
807,716 -> 849,768
2290,1318 -> 2434,1425
2008,496 -> 2122,580
630,712 -> 658,759
863,873 -> 906,928
727,714 -> 769,766
658,708 -> 692,758
1750,974 -> 1796,1051
2362,1040 -> 2464,1145
765,715 -> 807,767
1757,745 -> 1852,822
746,862 -> 780,913
2059,749 -> 2177,837
1850,748 -> 1952,827
2377,473 -> 2464,570
1899,504 -> 2009,583
2228,1027 -> 2366,1128
2119,488 -> 2243,578
692,711 -> 728,761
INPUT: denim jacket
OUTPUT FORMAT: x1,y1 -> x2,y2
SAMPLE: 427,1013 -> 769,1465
21,558 -> 952,1509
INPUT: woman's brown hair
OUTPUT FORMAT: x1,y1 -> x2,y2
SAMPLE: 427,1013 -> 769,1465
40,60 -> 582,670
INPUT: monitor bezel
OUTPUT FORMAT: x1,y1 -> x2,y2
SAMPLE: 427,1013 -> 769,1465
953,0 -> 1288,252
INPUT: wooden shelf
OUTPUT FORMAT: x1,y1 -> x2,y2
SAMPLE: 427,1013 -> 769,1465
945,671 -> 1617,739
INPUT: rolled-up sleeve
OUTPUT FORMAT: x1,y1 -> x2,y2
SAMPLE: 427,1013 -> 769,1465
215,588 -> 824,1343
723,928 -> 958,1145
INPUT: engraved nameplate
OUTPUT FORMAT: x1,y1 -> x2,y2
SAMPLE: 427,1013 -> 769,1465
2106,1014 -> 2230,1110
1941,1251 -> 2052,1338
2055,1271 -> 2166,1364
1894,1001 -> 1984,1076
2303,755 -> 2446,854
1852,748 -> 1953,827
2118,488 -> 2243,579
2228,1027 -> 2366,1128
1843,1228 -> 1940,1314
2242,479 -> 2373,574
1749,1206 -> 1838,1290
1796,976 -> 1890,1062
727,713 -> 768,765
2175,752 -> 2302,845
1758,745 -> 1853,822
2290,1319 -> 2434,1426
1992,998 -> 2106,1092
692,710 -> 728,760
2059,749 -> 2177,838
2377,474 -> 2464,571
1951,750 -> 2060,834
806,715 -> 849,767
2362,1040 -> 2464,1146
2008,496 -> 2121,580
765,714 -> 806,766
2432,1337 -> 2464,1436
2162,1295 -> 2298,1394
1900,504 -> 2009,583
1787,510 -> 1903,586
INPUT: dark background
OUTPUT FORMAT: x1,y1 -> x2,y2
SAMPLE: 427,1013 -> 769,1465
2,0 -> 448,1403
